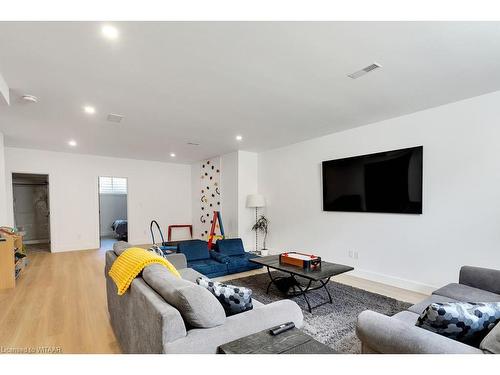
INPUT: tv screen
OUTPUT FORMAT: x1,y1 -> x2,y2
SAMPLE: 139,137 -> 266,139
322,146 -> 423,214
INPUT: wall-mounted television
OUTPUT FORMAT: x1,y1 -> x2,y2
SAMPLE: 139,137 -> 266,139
322,146 -> 423,214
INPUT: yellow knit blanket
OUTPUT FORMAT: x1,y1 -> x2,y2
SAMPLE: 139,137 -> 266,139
109,247 -> 181,295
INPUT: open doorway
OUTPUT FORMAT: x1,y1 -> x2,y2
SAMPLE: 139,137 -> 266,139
12,173 -> 51,252
98,176 -> 128,251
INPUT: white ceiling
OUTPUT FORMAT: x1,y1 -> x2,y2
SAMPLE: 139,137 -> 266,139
1,22 -> 500,163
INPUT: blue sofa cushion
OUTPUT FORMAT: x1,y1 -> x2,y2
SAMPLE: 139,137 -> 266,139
188,259 -> 228,277
416,302 -> 500,347
226,252 -> 258,268
216,238 -> 245,256
209,251 -> 230,264
178,240 -> 209,261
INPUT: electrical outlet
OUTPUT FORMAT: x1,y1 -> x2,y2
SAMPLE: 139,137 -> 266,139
348,250 -> 353,258
354,251 -> 359,260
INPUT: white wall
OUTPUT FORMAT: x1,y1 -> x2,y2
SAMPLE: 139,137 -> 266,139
5,148 -> 191,252
99,194 -> 127,236
0,132 -> 6,225
237,151 -> 259,251
191,151 -> 259,251
259,91 -> 500,293
220,152 -> 239,238
0,132 -> 7,226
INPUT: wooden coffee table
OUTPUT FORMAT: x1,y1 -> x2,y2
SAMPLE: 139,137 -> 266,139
218,327 -> 336,354
250,255 -> 354,313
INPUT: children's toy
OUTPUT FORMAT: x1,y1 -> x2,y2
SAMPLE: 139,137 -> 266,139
149,220 -> 177,254
167,224 -> 193,241
207,211 -> 225,249
279,252 -> 322,271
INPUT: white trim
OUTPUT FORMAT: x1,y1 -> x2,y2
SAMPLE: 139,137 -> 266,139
350,267 -> 437,295
24,239 -> 50,245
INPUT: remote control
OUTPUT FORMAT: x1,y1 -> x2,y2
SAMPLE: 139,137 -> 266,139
269,322 -> 295,336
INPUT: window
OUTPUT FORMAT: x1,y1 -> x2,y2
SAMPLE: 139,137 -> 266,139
99,177 -> 127,195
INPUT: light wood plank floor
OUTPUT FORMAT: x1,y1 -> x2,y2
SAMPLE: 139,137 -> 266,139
0,248 -> 427,353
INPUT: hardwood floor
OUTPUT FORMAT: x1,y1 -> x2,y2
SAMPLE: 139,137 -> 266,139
0,248 -> 427,354
0,249 -> 120,354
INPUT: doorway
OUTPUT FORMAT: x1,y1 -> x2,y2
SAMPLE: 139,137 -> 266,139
12,173 -> 51,252
98,176 -> 128,251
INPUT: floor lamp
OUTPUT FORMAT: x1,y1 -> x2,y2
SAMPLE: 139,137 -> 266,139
246,194 -> 266,252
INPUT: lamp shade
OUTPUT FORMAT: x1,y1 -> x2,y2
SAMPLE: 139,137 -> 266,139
246,194 -> 266,208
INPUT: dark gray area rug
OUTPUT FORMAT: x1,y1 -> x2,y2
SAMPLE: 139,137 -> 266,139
226,272 -> 412,353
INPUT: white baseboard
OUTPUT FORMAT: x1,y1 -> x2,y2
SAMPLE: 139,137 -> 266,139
350,268 -> 437,295
24,239 -> 50,245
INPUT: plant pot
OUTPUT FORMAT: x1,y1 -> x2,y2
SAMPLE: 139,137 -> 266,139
260,249 -> 269,256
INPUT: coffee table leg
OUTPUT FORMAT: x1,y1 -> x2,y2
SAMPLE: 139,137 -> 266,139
291,275 -> 313,313
319,277 -> 333,304
265,266 -> 273,293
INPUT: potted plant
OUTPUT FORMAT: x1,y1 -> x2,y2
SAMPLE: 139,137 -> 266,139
252,215 -> 269,255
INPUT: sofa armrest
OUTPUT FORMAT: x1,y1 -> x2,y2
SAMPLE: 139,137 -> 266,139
164,253 -> 187,270
356,310 -> 482,354
459,266 -> 500,295
163,300 -> 304,353
209,250 -> 230,264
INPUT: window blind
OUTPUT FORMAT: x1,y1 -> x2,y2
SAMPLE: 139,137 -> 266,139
99,177 -> 127,194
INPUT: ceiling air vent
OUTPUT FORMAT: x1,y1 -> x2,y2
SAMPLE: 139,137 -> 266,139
348,63 -> 382,79
106,113 -> 124,123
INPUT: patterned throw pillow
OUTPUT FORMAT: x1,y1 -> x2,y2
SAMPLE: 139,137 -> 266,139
197,277 -> 253,316
416,302 -> 500,346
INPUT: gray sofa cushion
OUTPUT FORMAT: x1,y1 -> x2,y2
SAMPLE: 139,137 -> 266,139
392,310 -> 420,325
163,299 -> 304,354
142,264 -> 225,328
433,283 -> 500,302
356,310 -> 482,354
409,295 -> 459,314
113,241 -> 131,256
480,322 -> 500,354
179,268 -> 204,283
460,266 -> 500,295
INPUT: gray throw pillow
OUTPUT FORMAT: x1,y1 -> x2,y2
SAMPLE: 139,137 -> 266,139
142,264 -> 225,328
416,302 -> 500,347
480,322 -> 500,354
197,276 -> 253,316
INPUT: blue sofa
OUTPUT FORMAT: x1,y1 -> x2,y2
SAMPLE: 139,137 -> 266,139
176,238 -> 262,278
215,238 -> 262,274
177,240 -> 228,278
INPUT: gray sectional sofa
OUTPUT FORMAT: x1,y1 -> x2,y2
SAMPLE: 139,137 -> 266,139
105,241 -> 304,354
356,266 -> 500,354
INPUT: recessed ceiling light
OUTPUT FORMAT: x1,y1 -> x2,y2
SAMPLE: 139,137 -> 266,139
101,25 -> 119,40
170,153 -> 176,158
83,106 -> 96,115
68,140 -> 77,147
236,135 -> 243,141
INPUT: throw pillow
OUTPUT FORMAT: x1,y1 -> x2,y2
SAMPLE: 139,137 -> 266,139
480,321 -> 500,354
197,276 -> 253,316
416,302 -> 500,347
142,264 -> 225,328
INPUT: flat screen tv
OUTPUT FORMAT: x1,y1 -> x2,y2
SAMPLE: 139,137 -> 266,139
322,146 -> 423,214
